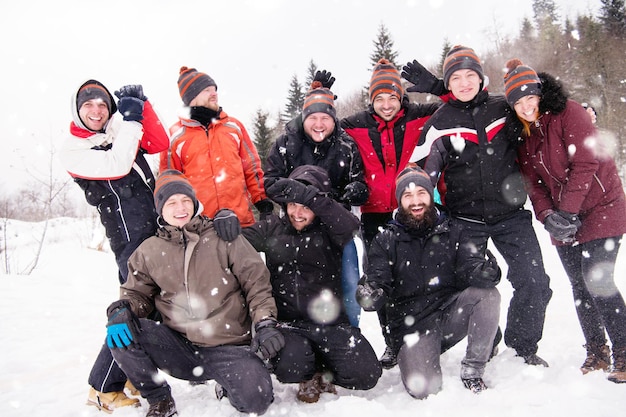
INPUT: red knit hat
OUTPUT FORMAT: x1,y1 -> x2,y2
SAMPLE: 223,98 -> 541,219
369,58 -> 404,101
177,66 -> 217,106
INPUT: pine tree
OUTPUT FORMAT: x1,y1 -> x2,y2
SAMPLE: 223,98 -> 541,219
305,60 -> 318,88
599,0 -> 626,37
369,23 -> 400,69
281,74 -> 305,124
252,108 -> 275,170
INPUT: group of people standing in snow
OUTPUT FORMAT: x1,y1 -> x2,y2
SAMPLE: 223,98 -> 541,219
60,43 -> 626,417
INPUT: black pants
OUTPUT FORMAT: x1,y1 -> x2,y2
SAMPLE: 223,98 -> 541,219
556,236 -> 626,348
111,319 -> 274,415
272,321 -> 382,390
457,210 -> 553,356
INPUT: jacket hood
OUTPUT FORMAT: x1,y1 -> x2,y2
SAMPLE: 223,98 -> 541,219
537,72 -> 568,115
288,165 -> 332,193
71,79 -> 117,131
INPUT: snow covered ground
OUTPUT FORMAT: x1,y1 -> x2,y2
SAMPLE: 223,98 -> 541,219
1,215 -> 625,417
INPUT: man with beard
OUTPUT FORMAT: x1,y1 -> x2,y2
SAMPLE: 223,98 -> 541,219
357,166 -> 502,398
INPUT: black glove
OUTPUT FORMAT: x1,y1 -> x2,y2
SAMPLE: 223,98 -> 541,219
356,281 -> 385,311
266,178 -> 319,206
544,211 -> 581,242
341,181 -> 368,205
313,70 -> 336,90
254,199 -> 274,220
478,249 -> 501,287
117,96 -> 144,122
114,84 -> 148,101
213,209 -> 241,242
250,319 -> 285,360
401,60 -> 448,96
106,300 -> 140,349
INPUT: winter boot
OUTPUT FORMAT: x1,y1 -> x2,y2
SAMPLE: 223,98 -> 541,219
608,345 -> 626,383
518,353 -> 549,367
146,396 -> 177,417
125,380 -> 141,397
296,377 -> 321,403
379,345 -> 398,369
86,387 -> 140,413
462,378 -> 488,394
580,343 -> 611,374
316,372 -> 337,396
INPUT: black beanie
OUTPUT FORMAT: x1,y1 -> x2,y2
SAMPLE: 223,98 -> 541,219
442,45 -> 484,88
395,166 -> 434,203
154,169 -> 198,216
76,80 -> 116,113
503,58 -> 542,107
178,66 -> 217,106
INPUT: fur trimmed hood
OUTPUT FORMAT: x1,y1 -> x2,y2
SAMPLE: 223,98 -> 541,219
537,72 -> 568,115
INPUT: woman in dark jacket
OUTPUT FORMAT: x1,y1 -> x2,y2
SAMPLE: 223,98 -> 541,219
504,59 -> 626,383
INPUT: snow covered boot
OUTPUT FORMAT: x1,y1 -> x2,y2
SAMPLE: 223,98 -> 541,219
316,372 -> 337,396
580,343 -> 611,374
462,377 -> 488,394
146,395 -> 177,417
379,345 -> 398,369
518,353 -> 549,367
608,345 -> 626,383
296,377 -> 322,403
86,387 -> 140,413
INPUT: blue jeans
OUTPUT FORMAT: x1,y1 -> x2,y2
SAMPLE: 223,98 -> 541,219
342,238 -> 362,327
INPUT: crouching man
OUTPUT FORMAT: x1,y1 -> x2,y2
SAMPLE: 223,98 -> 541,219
357,166 -> 501,398
105,170 -> 284,416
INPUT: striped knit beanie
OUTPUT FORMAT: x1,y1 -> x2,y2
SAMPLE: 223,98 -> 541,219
442,45 -> 484,88
154,169 -> 198,216
302,81 -> 336,121
503,59 -> 542,107
76,79 -> 116,113
178,66 -> 217,106
369,58 -> 404,101
395,165 -> 433,203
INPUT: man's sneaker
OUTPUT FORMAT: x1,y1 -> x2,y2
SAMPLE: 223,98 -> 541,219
146,396 -> 177,417
581,343 -> 611,374
608,345 -> 626,383
462,378 -> 487,394
519,353 -> 549,367
86,387 -> 140,413
379,346 -> 398,369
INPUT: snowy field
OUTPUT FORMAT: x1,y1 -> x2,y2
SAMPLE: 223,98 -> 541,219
1,214 -> 625,417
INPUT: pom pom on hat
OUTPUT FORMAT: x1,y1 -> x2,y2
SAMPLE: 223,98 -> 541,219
395,165 -> 434,203
442,45 -> 484,88
503,58 -> 542,107
154,169 -> 198,217
178,66 -> 217,106
369,58 -> 404,101
302,81 -> 336,121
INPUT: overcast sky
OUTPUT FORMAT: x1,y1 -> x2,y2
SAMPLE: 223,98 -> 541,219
0,0 -> 601,188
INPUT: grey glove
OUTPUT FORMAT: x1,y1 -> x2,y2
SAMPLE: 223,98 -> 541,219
213,209 -> 241,242
478,249 -> 501,287
356,281 -> 385,311
544,211 -> 581,242
251,319 -> 285,360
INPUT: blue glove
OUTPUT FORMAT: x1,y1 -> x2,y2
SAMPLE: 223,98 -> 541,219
213,209 -> 241,242
117,96 -> 144,122
251,319 -> 285,360
106,300 -> 140,349
114,84 -> 148,101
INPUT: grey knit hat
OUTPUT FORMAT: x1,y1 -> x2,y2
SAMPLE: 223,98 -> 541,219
395,166 -> 434,203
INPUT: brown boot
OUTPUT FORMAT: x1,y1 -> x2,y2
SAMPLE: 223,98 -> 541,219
608,345 -> 626,383
86,387 -> 140,413
316,372 -> 337,395
581,343 -> 611,374
296,377 -> 321,403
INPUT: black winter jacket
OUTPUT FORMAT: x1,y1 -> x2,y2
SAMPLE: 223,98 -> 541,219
365,208 -> 499,349
417,90 -> 527,224
264,114 -> 368,207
